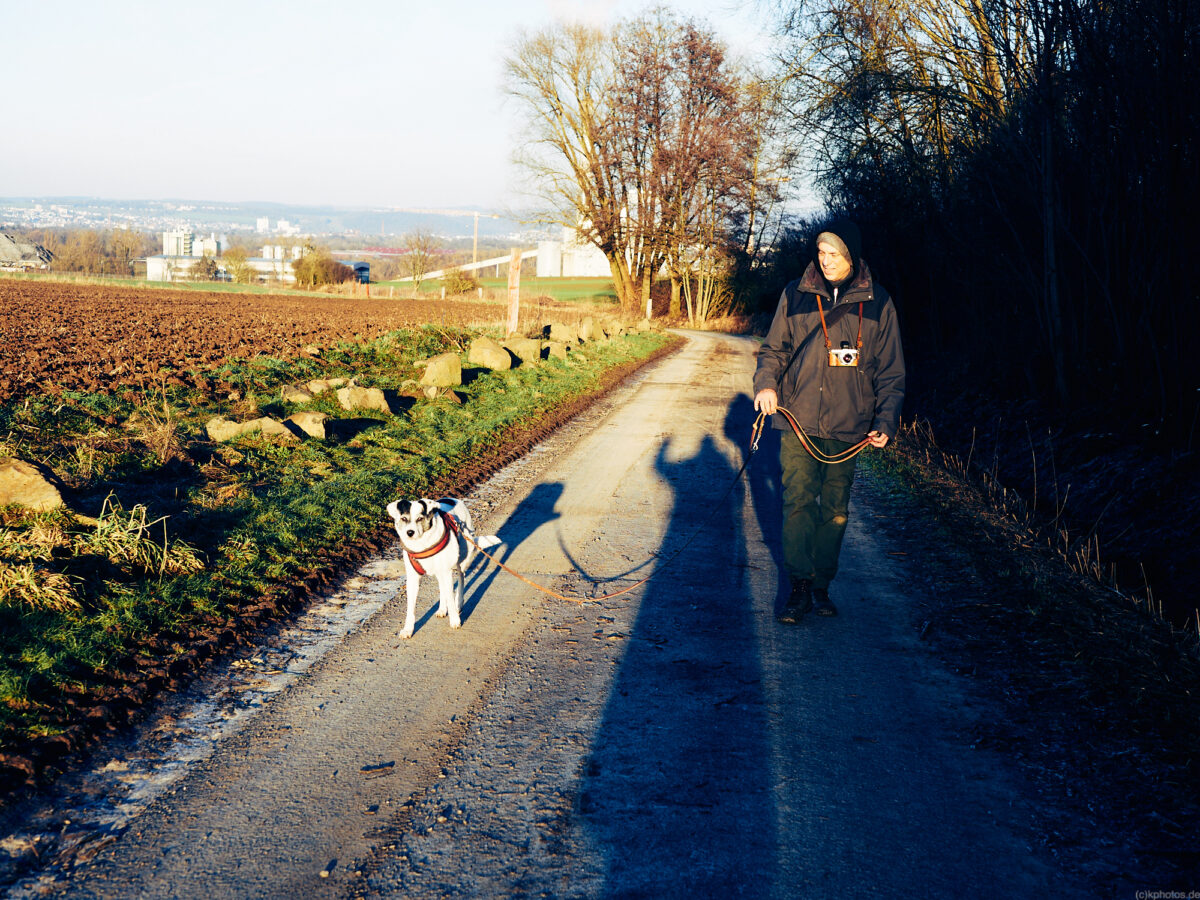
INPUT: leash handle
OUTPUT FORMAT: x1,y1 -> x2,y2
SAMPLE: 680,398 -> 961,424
751,409 -> 870,463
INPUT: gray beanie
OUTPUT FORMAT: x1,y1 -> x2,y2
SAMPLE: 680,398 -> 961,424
815,231 -> 852,262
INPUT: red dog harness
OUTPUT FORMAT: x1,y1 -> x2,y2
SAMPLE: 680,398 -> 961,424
405,511 -> 459,576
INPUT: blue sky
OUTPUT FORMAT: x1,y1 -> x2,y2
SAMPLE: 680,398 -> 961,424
3,0 -> 777,213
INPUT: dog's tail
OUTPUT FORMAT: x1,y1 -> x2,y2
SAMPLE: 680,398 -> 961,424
475,535 -> 502,550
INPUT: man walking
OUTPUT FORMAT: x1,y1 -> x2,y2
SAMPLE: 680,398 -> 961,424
753,221 -> 905,622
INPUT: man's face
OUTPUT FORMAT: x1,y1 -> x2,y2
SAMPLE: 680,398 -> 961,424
818,241 -> 852,283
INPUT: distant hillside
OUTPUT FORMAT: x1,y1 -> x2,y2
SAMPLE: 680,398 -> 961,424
0,197 -> 547,240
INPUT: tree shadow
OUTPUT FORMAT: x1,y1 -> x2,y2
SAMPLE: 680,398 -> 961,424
579,407 -> 777,897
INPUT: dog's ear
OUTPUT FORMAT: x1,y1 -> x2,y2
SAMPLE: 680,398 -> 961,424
386,500 -> 401,522
417,499 -> 439,522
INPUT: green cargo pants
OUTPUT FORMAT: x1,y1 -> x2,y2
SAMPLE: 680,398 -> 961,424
779,430 -> 858,590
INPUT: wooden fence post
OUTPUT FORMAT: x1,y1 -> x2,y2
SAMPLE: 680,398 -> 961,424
506,248 -> 521,337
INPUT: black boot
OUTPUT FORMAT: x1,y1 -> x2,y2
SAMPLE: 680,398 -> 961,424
777,579 -> 813,624
812,587 -> 838,616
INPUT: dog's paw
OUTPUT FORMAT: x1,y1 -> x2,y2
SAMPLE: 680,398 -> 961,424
400,622 -> 415,639
476,535 -> 502,550
435,606 -> 448,618
449,619 -> 462,630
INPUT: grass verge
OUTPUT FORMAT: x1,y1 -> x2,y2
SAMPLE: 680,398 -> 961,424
0,325 -> 677,792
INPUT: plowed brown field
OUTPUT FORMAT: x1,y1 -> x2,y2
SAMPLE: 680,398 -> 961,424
0,280 -> 532,402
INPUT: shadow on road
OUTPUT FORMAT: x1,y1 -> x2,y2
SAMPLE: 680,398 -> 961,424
726,393 -> 787,613
461,482 -> 564,623
579,393 -> 780,896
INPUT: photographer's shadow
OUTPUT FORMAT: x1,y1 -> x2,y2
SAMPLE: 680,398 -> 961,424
725,393 -> 787,612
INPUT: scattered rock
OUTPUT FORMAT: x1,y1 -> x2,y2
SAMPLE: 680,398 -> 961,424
0,457 -> 64,511
307,377 -> 349,396
421,353 -> 462,387
636,318 -> 653,332
205,416 -> 298,443
467,337 -> 513,371
205,416 -> 245,442
303,345 -> 322,356
281,385 -> 314,403
285,411 -> 329,440
245,417 -> 299,441
547,323 -> 579,343
336,386 -> 391,414
501,337 -> 541,366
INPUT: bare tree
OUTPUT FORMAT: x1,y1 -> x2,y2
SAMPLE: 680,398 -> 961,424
402,229 -> 438,296
506,11 -> 749,317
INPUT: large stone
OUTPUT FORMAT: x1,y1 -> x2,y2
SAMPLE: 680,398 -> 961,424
421,353 -> 462,387
285,411 -> 328,440
468,336 -> 512,371
546,341 -> 569,360
205,416 -> 245,442
307,377 -> 349,396
501,337 -> 541,366
636,318 -> 653,332
548,322 -> 578,343
336,386 -> 391,414
246,417 -> 298,440
281,385 -> 314,403
0,457 -> 64,511
205,416 -> 297,442
579,317 -> 596,341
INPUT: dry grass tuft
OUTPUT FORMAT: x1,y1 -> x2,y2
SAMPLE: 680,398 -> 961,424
0,560 -> 80,611
77,494 -> 204,577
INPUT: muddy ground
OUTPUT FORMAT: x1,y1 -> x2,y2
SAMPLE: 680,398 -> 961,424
0,279 -> 594,403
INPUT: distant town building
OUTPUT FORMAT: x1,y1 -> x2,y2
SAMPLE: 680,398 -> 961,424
536,226 -> 611,278
194,233 -> 222,257
162,230 -> 193,257
343,260 -> 371,283
256,217 -> 270,233
146,232 -> 304,283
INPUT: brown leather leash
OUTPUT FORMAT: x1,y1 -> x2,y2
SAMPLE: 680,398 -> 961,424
458,411 -> 869,604
751,408 -> 871,463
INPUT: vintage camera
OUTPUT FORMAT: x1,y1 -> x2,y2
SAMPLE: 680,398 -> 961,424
828,341 -> 859,367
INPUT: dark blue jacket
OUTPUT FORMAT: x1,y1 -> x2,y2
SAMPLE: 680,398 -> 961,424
753,260 -> 905,442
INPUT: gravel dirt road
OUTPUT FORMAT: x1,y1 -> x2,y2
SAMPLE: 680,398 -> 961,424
15,331 -> 1099,898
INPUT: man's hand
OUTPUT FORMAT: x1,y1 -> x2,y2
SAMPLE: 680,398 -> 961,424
866,430 -> 889,449
754,389 -> 778,416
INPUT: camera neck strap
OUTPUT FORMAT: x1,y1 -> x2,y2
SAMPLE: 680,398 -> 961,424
816,294 -> 864,350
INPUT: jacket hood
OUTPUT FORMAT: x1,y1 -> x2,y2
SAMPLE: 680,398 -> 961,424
813,219 -> 863,272
798,258 -> 876,303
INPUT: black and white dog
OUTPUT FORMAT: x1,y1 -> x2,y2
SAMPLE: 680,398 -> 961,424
386,498 -> 500,638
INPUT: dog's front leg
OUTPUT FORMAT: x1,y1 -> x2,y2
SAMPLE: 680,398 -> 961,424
447,565 -> 464,629
400,563 -> 420,639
